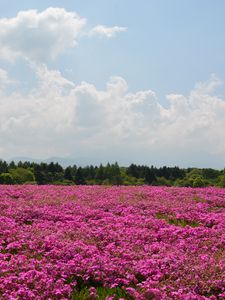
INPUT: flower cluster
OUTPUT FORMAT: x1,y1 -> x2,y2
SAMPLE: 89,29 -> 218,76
0,185 -> 224,299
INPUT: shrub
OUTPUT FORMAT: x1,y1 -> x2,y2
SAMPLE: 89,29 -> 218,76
0,173 -> 14,184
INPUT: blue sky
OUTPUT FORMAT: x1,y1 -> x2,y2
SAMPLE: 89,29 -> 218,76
0,1 -> 225,167
2,0 -> 224,96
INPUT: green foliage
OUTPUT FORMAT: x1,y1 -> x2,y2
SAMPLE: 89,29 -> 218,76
187,168 -> 203,178
121,174 -> 144,185
9,168 -> 35,184
34,167 -> 45,185
95,164 -> 105,181
202,168 -> 221,179
0,160 -> 8,173
154,177 -> 172,186
0,159 -> 224,186
192,176 -> 205,187
0,173 -> 14,184
64,167 -> 73,181
72,286 -> 130,300
52,180 -> 74,185
156,213 -> 200,227
218,174 -> 225,187
144,167 -> 156,184
174,178 -> 191,187
175,169 -> 207,187
86,179 -> 97,185
75,167 -> 86,185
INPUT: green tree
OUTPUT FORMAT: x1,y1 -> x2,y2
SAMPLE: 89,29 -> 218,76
34,168 -> 45,185
218,174 -> 225,187
126,164 -> 139,178
193,176 -> 205,187
110,162 -> 122,185
8,161 -> 16,169
64,167 -> 73,181
9,168 -> 35,184
87,165 -> 96,180
154,176 -> 171,186
95,164 -> 105,181
202,168 -> 220,179
144,167 -> 156,184
75,167 -> 86,185
0,173 -> 14,184
0,160 -> 8,174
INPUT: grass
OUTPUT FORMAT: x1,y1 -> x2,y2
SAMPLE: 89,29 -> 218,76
155,213 -> 200,227
67,276 -> 133,300
192,196 -> 206,203
71,286 -> 131,299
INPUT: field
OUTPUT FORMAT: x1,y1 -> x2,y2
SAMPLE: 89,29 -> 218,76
0,185 -> 225,300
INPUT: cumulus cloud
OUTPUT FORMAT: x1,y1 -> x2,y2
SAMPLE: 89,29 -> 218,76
0,8 -> 223,167
0,8 -> 127,63
89,25 -> 127,38
0,67 -> 225,167
0,7 -> 86,62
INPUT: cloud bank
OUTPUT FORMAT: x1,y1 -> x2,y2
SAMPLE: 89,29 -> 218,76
0,65 -> 225,167
0,8 -> 224,167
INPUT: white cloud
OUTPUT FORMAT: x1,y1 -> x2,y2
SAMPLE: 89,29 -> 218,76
0,8 -> 127,63
0,8 -> 86,62
0,67 -> 225,167
0,68 -> 13,88
0,8 -> 223,167
89,25 -> 127,38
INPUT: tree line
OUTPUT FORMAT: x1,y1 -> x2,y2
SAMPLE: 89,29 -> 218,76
0,160 -> 225,187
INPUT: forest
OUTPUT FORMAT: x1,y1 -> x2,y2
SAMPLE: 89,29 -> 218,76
0,160 -> 225,187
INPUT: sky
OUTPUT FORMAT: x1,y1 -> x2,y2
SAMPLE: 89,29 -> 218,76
0,0 -> 225,168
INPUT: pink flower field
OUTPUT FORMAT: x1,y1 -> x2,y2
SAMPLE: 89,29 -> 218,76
0,185 -> 225,300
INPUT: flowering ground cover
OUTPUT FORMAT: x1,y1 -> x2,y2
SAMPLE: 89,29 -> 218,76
0,185 -> 225,300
